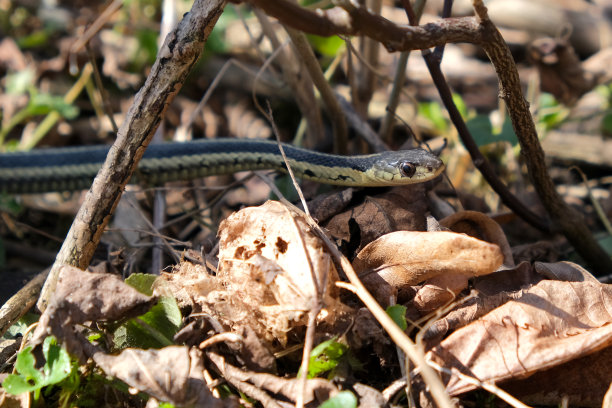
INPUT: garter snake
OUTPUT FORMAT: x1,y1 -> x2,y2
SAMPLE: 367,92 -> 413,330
0,138 -> 444,194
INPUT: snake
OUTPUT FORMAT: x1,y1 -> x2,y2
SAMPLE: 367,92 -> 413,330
0,138 -> 445,194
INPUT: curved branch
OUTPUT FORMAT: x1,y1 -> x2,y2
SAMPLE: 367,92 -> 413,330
247,0 -> 479,51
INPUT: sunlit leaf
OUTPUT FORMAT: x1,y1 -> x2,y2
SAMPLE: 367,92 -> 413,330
319,391 -> 358,408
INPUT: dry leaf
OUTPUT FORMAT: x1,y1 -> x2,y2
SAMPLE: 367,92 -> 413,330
440,210 -> 514,269
211,200 -> 345,346
94,347 -> 230,407
428,279 -> 612,397
352,231 -> 503,304
502,344 -> 612,406
413,274 -> 470,314
422,262 -> 540,346
208,351 -> 337,405
324,185 -> 428,251
31,265 -> 155,360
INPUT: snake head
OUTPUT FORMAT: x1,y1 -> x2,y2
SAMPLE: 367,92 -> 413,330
368,149 -> 445,185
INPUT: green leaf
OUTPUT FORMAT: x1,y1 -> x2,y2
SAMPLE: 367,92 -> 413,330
2,337 -> 72,398
386,305 -> 407,331
537,92 -> 568,131
307,34 -> 345,58
114,295 -> 182,350
42,336 -> 72,384
125,273 -> 158,296
307,337 -> 348,378
465,115 -> 518,147
17,30 -> 51,49
418,101 -> 448,132
319,391 -> 358,408
26,93 -> 79,119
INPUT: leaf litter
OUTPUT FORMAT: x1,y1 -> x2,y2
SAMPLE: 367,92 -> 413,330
11,186 -> 612,407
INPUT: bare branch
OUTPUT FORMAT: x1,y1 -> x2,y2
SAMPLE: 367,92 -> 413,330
246,0 -> 480,51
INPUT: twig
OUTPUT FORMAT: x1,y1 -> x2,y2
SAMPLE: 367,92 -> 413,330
0,269 -> 48,337
422,45 -> 549,231
261,103 -> 324,407
571,167 -> 612,235
427,360 -> 531,408
378,0 -> 425,143
86,44 -> 118,132
37,0 -> 227,311
254,9 -> 325,146
70,0 -> 123,54
353,0 -> 381,118
248,0 -> 612,272
247,0 -> 479,50
207,352 -> 284,408
284,27 -> 348,153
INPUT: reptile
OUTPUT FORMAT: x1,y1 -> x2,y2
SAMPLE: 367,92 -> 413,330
0,138 -> 444,194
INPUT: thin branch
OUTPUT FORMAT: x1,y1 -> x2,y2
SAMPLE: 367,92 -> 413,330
254,8 -> 326,147
284,27 -> 348,153
473,0 -> 612,273
247,0 -> 479,51
422,50 -> 550,232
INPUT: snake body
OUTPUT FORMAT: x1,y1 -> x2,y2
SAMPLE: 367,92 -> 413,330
0,139 -> 444,194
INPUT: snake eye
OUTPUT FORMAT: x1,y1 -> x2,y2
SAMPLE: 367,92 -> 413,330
400,162 -> 417,178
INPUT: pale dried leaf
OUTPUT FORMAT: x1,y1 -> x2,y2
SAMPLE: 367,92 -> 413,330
215,201 -> 346,346
428,279 -> 612,395
158,261 -> 219,310
604,380 -> 612,408
352,231 -> 503,304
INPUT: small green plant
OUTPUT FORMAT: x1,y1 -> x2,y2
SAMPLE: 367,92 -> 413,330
0,69 -> 79,147
2,336 -> 75,400
305,337 -> 362,379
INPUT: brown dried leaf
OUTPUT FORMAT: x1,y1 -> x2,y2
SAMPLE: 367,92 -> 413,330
324,185 -> 428,251
535,260 -> 600,283
428,279 -> 612,396
502,344 -> 612,406
93,347 -> 230,407
422,262 -> 540,346
352,231 -> 503,304
413,274 -> 469,314
208,351 -> 337,405
31,265 -> 155,360
440,210 -> 514,269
